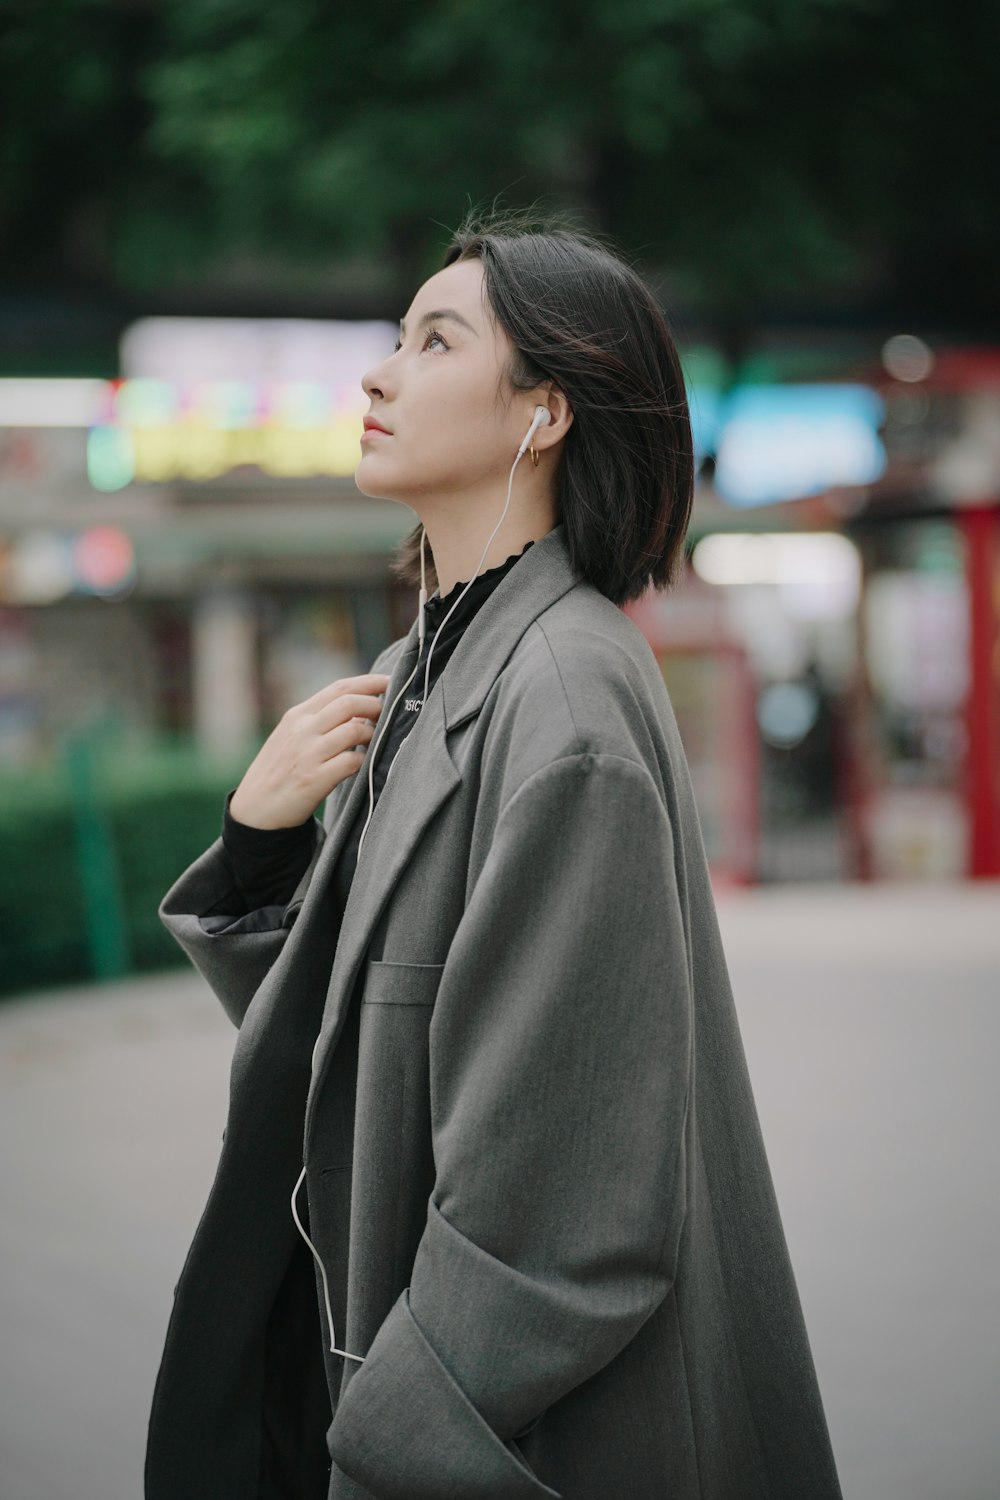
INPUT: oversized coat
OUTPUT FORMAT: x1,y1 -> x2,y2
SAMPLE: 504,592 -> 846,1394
145,521 -> 843,1500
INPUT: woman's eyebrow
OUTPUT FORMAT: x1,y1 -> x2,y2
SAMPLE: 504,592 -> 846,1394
398,308 -> 479,338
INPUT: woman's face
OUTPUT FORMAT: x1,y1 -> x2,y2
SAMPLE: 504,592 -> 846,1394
356,258 -> 537,512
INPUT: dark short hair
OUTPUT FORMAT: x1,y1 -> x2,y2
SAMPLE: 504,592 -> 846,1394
389,204 -> 694,607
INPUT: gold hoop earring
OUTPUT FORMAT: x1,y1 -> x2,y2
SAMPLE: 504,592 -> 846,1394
529,444 -> 539,467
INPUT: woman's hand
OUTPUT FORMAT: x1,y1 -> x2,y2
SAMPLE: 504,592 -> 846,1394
228,673 -> 392,830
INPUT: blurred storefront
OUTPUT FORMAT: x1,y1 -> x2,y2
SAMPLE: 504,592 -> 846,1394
0,319 -> 413,767
849,347 -> 1000,881
0,322 -> 997,882
630,340 -> 1000,883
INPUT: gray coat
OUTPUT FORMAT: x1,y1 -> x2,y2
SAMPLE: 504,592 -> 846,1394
146,521 -> 843,1500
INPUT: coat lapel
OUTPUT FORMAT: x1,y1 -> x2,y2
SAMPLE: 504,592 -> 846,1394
303,520 -> 581,1147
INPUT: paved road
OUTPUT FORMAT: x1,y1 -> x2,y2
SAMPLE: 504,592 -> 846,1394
0,879 -> 997,1500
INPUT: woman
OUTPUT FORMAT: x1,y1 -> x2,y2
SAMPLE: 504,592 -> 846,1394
145,209 -> 843,1499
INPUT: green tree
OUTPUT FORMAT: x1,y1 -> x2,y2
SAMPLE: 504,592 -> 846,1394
2,0 -> 997,333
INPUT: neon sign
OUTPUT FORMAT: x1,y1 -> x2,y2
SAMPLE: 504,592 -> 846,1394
87,379 -> 369,490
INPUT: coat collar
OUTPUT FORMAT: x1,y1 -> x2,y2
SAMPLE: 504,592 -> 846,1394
301,520 -> 580,1145
392,519 -> 576,732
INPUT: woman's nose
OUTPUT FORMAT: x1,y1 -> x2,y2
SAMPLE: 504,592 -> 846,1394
361,362 -> 391,402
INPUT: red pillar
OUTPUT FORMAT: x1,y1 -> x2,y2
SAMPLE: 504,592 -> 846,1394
958,504 -> 1000,877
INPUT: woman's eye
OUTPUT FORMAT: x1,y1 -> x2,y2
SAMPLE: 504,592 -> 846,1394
392,329 -> 448,354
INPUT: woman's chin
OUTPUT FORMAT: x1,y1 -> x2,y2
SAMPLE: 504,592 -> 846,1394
354,459 -> 391,499
354,467 -> 412,506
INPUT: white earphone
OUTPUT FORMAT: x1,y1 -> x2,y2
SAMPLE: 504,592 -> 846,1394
517,402 -> 552,455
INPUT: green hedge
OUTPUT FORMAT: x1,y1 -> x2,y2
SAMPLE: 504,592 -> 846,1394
0,736 -> 250,999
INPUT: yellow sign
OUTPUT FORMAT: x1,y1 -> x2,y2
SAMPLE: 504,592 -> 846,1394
87,380 -> 367,489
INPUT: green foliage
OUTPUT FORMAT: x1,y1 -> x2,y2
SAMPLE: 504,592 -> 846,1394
1,0 -> 997,325
0,747 -> 246,999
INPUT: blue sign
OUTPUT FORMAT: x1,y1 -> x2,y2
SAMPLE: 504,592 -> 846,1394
688,383 -> 886,507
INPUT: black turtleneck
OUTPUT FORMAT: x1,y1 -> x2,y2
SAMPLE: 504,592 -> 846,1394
219,538 -> 536,914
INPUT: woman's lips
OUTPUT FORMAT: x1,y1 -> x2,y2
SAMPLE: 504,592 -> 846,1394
360,428 -> 390,440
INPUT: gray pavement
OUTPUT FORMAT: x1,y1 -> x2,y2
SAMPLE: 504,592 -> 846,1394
0,879 -> 997,1500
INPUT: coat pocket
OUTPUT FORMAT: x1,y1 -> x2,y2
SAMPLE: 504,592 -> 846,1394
355,960 -> 442,1296
361,959 -> 445,1007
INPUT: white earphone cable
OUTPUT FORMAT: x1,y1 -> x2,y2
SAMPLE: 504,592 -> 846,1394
291,1165 -> 364,1362
294,405 -> 550,1363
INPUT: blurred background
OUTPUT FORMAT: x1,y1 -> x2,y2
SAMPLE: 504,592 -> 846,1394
0,2 -> 998,1498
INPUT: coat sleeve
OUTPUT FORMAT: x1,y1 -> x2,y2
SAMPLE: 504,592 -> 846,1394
156,814 -> 325,1029
327,750 -> 693,1500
